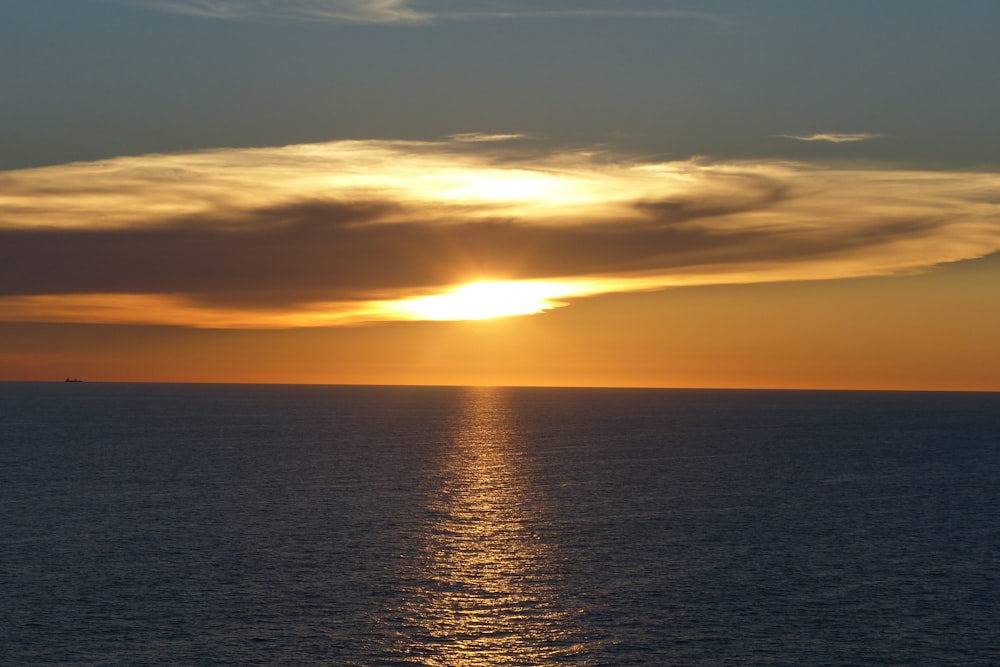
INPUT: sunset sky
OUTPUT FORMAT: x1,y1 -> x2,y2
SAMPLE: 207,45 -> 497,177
2,0 -> 999,390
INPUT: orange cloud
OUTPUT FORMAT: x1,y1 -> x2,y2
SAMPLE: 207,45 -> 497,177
1,138 -> 998,328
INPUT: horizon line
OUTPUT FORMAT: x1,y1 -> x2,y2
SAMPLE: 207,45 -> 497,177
3,379 -> 997,395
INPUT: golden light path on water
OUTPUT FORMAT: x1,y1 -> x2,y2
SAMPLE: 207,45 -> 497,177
390,388 -> 587,665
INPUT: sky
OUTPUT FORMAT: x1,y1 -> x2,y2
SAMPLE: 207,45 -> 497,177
2,0 -> 999,390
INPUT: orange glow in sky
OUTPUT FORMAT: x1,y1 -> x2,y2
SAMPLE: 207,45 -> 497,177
1,139 -> 999,390
392,280 -> 576,320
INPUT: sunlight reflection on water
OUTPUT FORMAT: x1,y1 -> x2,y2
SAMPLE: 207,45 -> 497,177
4,385 -> 999,665
389,387 -> 587,666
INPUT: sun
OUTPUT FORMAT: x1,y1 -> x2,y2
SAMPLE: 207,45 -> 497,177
443,170 -> 556,202
394,280 -> 575,321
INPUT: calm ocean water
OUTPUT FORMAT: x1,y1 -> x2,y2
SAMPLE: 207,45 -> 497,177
1,382 -> 997,665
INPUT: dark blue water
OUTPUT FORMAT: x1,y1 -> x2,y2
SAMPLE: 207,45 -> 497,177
1,383 -> 998,665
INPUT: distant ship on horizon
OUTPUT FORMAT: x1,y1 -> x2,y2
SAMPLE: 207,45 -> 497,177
64,377 -> 83,383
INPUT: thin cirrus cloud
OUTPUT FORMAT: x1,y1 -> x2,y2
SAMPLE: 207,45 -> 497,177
777,132 -> 884,143
113,0 -> 428,23
1,137 -> 999,328
109,0 -> 717,24
448,132 -> 530,143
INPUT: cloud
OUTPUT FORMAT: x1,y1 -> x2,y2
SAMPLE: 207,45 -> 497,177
777,132 -> 883,143
448,133 -> 527,143
112,0 -> 429,24
1,138 -> 998,328
109,0 -> 717,25
430,7 -> 719,23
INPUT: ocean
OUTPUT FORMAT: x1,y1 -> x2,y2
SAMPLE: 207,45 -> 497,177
1,382 -> 997,665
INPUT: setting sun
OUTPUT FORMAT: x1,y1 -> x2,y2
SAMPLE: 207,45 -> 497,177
394,280 -> 576,321
444,170 -> 556,201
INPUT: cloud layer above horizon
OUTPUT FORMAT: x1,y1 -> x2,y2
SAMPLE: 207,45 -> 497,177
2,137 -> 999,328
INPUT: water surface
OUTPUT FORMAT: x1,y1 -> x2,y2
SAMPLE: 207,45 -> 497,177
1,383 -> 997,664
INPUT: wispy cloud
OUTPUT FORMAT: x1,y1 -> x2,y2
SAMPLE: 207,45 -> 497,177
430,7 -> 718,23
448,132 -> 527,143
109,0 -> 717,25
112,0 -> 430,24
1,138 -> 998,328
777,132 -> 883,143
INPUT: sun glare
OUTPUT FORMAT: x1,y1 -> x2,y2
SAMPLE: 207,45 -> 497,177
395,281 -> 575,321
444,171 -> 556,202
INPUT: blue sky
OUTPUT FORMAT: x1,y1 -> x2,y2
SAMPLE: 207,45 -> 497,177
4,0 -> 998,169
